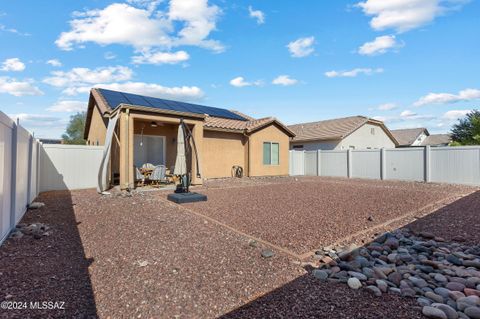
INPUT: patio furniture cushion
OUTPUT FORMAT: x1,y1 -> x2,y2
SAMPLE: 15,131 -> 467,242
150,165 -> 167,182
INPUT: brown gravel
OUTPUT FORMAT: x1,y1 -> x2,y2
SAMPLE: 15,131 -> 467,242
184,176 -> 475,255
407,189 -> 480,244
0,177 -> 477,318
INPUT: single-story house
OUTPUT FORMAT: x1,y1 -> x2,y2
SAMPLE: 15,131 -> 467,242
391,128 -> 452,147
84,88 -> 295,189
288,116 -> 398,150
391,128 -> 429,147
421,134 -> 452,147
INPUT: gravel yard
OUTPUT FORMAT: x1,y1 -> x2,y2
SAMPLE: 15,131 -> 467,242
184,177 -> 474,256
0,176 -> 478,318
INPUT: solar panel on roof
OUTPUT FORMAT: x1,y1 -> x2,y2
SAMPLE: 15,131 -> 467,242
97,88 -> 246,121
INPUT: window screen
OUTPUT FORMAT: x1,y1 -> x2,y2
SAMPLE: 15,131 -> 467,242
271,143 -> 279,165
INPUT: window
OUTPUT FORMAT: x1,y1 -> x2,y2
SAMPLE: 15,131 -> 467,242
263,142 -> 279,165
370,127 -> 375,135
292,145 -> 304,149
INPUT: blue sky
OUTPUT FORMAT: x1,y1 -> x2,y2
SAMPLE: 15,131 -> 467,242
0,0 -> 478,138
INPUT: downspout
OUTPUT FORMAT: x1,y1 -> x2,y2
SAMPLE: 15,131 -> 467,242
125,108 -> 130,189
243,130 -> 250,177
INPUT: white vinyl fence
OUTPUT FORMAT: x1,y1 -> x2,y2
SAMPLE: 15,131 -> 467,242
1,112 -> 40,244
289,146 -> 480,186
1,110 -> 104,245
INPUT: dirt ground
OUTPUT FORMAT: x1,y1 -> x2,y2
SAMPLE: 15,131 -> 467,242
0,176 -> 477,318
183,177 -> 474,256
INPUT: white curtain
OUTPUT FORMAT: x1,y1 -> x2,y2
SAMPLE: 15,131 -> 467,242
97,113 -> 119,193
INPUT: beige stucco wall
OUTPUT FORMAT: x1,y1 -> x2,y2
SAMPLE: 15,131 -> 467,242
203,130 -> 246,178
249,124 -> 290,176
338,123 -> 396,149
86,104 -> 108,145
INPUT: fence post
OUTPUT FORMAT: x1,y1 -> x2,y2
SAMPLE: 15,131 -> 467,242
317,149 -> 321,176
347,149 -> 352,178
26,135 -> 33,205
380,148 -> 386,180
302,150 -> 306,176
425,145 -> 431,183
9,121 -> 18,229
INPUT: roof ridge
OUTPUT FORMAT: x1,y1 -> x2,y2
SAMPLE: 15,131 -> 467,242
288,115 -> 368,127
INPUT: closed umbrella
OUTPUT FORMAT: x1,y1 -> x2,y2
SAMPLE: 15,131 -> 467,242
174,123 -> 187,176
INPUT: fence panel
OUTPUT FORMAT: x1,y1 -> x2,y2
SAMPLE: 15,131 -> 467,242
29,140 -> 39,203
0,113 -> 14,243
289,150 -> 305,176
15,126 -> 31,224
304,151 -> 318,176
351,150 -> 381,179
40,144 -> 104,192
385,148 -> 425,182
430,147 -> 480,186
321,150 -> 348,177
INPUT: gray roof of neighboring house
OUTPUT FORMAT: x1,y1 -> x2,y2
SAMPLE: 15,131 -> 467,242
391,128 -> 429,146
421,134 -> 452,146
288,115 -> 397,144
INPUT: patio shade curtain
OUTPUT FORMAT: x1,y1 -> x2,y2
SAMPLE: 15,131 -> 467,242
97,113 -> 119,193
174,123 -> 187,176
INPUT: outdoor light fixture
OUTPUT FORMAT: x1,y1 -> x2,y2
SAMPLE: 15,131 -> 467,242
150,121 -> 158,128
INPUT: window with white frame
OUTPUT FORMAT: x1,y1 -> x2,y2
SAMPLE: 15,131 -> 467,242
263,142 -> 279,165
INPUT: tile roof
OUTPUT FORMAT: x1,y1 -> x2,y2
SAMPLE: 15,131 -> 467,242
391,128 -> 428,146
288,116 -> 371,142
421,134 -> 452,146
204,116 -> 294,136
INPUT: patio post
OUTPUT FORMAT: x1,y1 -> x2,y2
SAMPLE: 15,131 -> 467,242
190,122 -> 203,185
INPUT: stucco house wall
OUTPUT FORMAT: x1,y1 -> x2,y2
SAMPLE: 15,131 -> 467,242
338,123 -> 396,149
411,131 -> 428,146
203,131 -> 246,178
249,124 -> 290,176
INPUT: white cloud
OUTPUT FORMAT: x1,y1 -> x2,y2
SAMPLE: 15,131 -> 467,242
65,82 -> 204,102
0,77 -> 43,96
356,0 -> 469,33
56,1 -> 223,53
132,50 -> 189,65
47,100 -> 86,112
442,109 -> 470,120
272,75 -> 298,86
248,6 -> 265,24
43,66 -> 133,87
46,59 -> 62,67
358,35 -> 401,56
377,103 -> 398,111
414,88 -> 480,106
325,67 -> 383,78
229,76 -> 262,88
0,24 -> 30,36
374,110 -> 435,123
1,58 -> 26,72
287,36 -> 315,58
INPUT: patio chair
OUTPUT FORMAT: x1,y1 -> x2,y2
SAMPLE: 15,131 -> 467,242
134,166 -> 145,186
150,165 -> 167,185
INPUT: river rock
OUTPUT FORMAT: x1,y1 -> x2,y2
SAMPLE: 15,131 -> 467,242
347,277 -> 362,290
422,306 -> 447,319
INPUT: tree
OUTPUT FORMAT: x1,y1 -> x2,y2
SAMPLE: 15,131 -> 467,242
62,112 -> 87,145
450,110 -> 480,145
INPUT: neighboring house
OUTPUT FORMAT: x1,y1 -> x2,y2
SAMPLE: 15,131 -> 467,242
391,128 -> 452,147
391,128 -> 429,147
421,134 -> 452,147
288,116 -> 397,150
84,88 -> 295,189
38,138 -> 63,144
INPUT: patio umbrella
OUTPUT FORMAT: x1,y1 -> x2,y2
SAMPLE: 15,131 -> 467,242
174,123 -> 187,176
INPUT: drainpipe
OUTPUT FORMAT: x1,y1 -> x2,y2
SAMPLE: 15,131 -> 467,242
243,131 -> 250,177
125,108 -> 130,189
